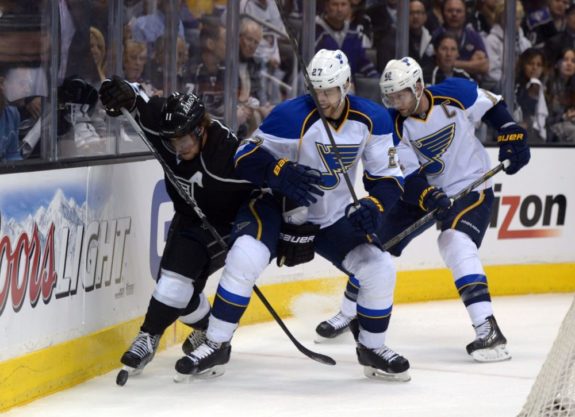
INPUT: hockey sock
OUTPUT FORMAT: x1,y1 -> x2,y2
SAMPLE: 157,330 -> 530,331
141,297 -> 182,335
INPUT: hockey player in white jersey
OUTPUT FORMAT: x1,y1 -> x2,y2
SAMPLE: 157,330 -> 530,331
174,49 -> 410,381
316,57 -> 530,363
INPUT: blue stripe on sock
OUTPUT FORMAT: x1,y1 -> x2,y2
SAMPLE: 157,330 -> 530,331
357,304 -> 392,319
454,274 -> 487,290
215,285 -> 251,307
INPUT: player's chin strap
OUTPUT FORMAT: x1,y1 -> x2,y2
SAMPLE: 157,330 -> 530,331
120,108 -> 335,367
381,160 -> 510,251
273,0 -> 383,249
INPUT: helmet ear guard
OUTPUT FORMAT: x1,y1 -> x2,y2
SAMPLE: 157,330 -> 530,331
160,93 -> 206,139
379,57 -> 424,109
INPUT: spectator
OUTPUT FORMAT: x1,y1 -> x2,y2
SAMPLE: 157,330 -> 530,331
349,0 -> 374,48
407,0 -> 435,80
239,0 -> 285,67
429,31 -> 473,85
130,0 -> 185,45
426,0 -> 444,33
547,47 -> 575,142
192,21 -> 227,119
548,0 -> 569,33
515,48 -> 548,142
150,36 -> 189,93
469,0 -> 498,39
545,4 -> 575,69
432,0 -> 490,78
0,66 -> 23,162
367,0 -> 397,71
316,0 -> 378,79
238,18 -> 269,137
237,0 -> 291,104
522,0 -> 560,48
484,1 -> 531,93
58,0 -> 101,85
90,26 -> 107,83
123,40 -> 148,84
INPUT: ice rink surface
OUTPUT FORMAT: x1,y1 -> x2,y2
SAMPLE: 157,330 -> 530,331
5,293 -> 574,417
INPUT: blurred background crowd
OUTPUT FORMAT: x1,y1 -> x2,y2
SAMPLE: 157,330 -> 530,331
1,0 -> 575,165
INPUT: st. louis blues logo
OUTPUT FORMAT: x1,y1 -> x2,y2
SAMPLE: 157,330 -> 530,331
316,142 -> 359,189
412,123 -> 455,175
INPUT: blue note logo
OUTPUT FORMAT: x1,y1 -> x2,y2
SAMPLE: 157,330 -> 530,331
316,142 -> 360,189
413,123 -> 455,176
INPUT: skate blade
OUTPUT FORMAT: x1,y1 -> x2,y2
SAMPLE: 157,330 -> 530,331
470,345 -> 512,363
363,366 -> 411,382
173,365 -> 226,383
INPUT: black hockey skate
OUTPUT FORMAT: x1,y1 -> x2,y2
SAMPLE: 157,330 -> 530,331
182,329 -> 207,355
356,343 -> 411,382
174,339 -> 231,382
116,331 -> 161,386
315,311 -> 353,341
466,315 -> 511,362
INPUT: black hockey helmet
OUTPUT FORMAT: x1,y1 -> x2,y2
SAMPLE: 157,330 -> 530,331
160,92 -> 206,139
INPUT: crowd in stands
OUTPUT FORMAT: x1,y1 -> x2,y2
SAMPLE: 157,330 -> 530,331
1,0 -> 575,164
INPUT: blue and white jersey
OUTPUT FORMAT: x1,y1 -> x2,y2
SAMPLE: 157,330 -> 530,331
236,94 -> 404,228
392,78 -> 501,196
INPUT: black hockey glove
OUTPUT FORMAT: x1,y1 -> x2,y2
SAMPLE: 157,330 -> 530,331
98,75 -> 137,117
266,159 -> 324,207
277,222 -> 320,267
345,196 -> 384,235
497,124 -> 530,175
420,186 -> 452,220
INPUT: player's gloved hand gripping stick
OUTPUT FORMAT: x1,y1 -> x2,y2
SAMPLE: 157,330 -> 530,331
381,160 -> 510,251
121,108 -> 335,366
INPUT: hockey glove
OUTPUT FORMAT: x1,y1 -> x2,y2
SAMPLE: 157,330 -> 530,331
98,75 -> 137,117
345,196 -> 384,235
419,186 -> 452,220
266,159 -> 324,207
276,222 -> 320,267
497,124 -> 530,175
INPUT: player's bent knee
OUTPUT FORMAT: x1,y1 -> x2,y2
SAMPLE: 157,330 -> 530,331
438,229 -> 478,269
342,244 -> 396,291
179,292 -> 210,324
153,270 -> 195,309
224,235 -> 271,286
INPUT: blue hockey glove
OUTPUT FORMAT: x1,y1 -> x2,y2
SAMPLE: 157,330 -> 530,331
99,75 -> 137,117
497,124 -> 530,175
420,186 -> 452,220
266,159 -> 324,207
345,196 -> 384,235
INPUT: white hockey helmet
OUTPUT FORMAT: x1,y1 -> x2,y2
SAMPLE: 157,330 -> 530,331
379,57 -> 424,110
307,49 -> 351,99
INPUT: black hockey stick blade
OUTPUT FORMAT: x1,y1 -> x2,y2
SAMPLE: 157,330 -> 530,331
253,286 -> 336,366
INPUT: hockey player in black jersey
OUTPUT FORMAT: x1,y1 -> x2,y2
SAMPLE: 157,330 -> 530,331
99,76 -> 256,385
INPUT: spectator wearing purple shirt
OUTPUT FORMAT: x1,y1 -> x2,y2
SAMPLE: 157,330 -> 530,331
432,0 -> 489,78
315,0 -> 378,79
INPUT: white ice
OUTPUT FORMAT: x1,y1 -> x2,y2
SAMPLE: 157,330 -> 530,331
5,293 -> 574,417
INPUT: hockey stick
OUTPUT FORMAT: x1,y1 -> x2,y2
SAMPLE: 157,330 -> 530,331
121,108 -> 336,366
272,0 -> 383,248
381,160 -> 510,251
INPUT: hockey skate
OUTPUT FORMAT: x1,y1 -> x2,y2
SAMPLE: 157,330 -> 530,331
356,343 -> 411,382
182,328 -> 207,355
315,311 -> 353,342
466,315 -> 511,362
174,339 -> 231,382
116,331 -> 161,386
